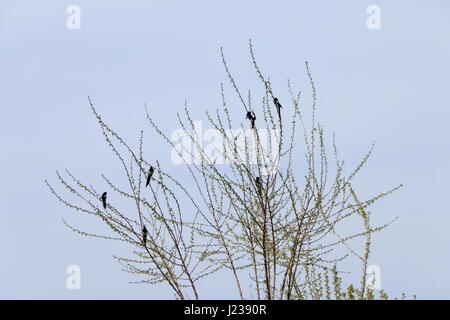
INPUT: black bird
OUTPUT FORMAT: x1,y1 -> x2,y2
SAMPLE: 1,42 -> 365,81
142,225 -> 148,246
273,97 -> 282,119
246,111 -> 256,129
255,176 -> 262,195
145,166 -> 154,187
273,97 -> 282,110
101,192 -> 107,209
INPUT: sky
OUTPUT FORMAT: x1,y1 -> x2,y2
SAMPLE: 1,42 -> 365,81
0,0 -> 449,299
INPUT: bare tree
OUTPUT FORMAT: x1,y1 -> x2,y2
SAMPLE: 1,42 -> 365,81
46,40 -> 403,300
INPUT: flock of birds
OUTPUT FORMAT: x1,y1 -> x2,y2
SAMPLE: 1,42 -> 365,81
245,97 -> 282,129
99,97 -> 283,248
100,166 -> 154,247
246,97 -> 282,197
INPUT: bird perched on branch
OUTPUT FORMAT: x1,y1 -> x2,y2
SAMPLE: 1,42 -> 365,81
246,111 -> 256,129
273,97 -> 282,120
255,176 -> 262,196
142,225 -> 148,246
101,192 -> 107,209
146,166 -> 154,187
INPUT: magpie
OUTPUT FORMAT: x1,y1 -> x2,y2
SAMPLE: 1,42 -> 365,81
255,176 -> 262,195
146,166 -> 154,187
273,97 -> 282,119
101,192 -> 107,209
246,111 -> 256,129
142,225 -> 148,246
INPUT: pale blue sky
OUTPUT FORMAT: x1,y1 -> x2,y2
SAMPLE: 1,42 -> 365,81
1,1 -> 449,299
